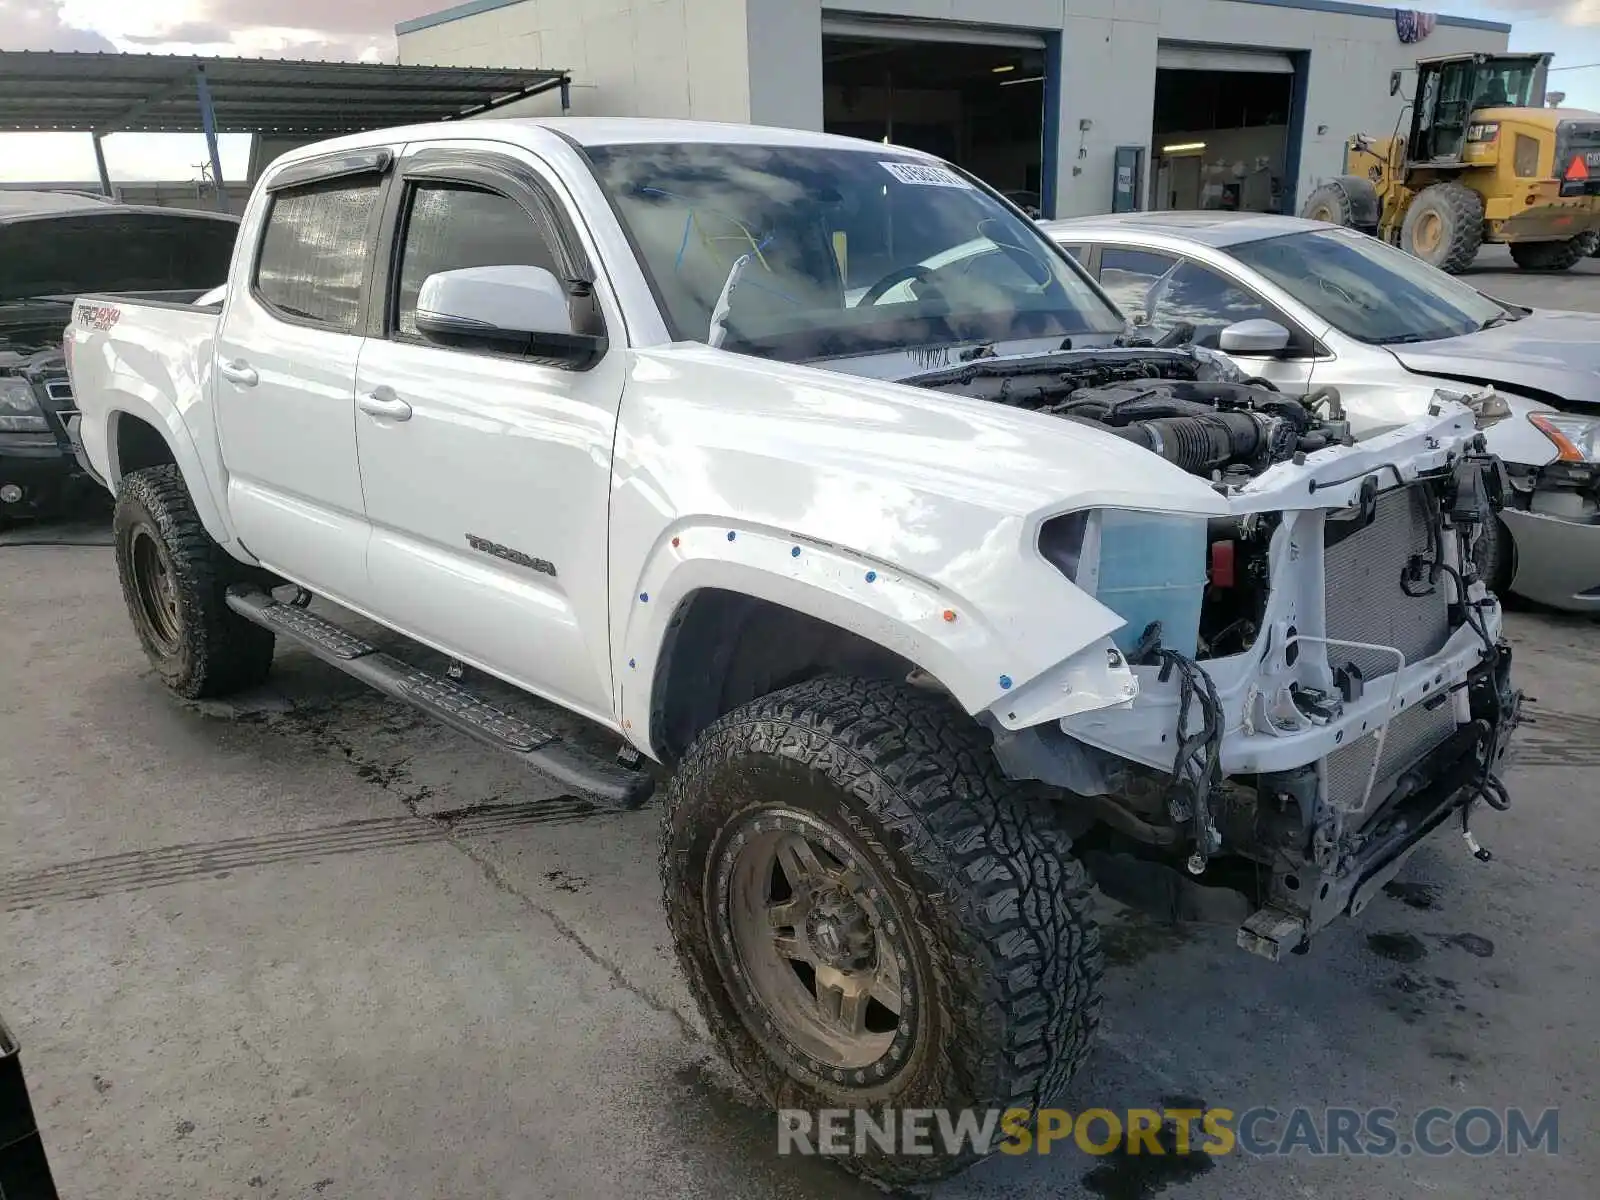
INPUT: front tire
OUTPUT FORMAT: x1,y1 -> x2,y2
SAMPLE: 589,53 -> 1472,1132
113,464 -> 274,698
1510,235 -> 1590,272
1301,177 -> 1379,235
661,676 -> 1102,1184
1401,183 -> 1484,273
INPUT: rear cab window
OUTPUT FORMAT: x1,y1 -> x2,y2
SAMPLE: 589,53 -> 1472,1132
253,177 -> 382,332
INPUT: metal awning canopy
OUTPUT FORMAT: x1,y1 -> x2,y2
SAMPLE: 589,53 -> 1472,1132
0,51 -> 570,209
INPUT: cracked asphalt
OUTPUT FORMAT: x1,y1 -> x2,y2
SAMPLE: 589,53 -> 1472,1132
2,254 -> 1596,1199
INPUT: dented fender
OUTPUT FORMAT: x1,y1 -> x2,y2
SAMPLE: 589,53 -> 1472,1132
606,346 -> 1228,753
615,522 -> 1143,747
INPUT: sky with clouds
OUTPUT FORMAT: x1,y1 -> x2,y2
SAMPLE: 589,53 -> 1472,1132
1,0 -> 1599,183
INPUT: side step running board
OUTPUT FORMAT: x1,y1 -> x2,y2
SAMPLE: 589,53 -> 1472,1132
226,586 -> 654,809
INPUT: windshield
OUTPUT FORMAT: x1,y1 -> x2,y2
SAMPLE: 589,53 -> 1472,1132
1472,60 -> 1541,109
584,142 -> 1121,362
0,211 -> 237,303
1231,228 -> 1507,344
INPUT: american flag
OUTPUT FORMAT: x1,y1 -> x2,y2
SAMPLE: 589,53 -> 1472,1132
1396,9 -> 1438,44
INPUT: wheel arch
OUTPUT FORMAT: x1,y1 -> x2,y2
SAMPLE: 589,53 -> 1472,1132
646,587 -> 929,764
104,400 -> 236,549
623,537 -> 1137,763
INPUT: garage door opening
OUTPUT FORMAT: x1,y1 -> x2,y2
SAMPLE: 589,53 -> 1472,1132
1152,47 -> 1298,214
822,26 -> 1048,215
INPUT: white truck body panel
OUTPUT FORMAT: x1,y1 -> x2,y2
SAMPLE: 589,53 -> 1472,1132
67,116 -> 1505,788
70,303 -> 236,547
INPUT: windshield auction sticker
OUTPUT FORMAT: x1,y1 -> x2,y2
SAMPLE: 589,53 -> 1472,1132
880,161 -> 972,188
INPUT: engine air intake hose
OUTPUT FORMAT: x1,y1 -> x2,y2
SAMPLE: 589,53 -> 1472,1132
1108,412 -> 1265,475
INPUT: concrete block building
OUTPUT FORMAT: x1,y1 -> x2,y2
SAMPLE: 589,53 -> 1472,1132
396,0 -> 1511,218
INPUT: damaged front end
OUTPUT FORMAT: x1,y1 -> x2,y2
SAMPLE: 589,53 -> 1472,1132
912,352 -> 1522,960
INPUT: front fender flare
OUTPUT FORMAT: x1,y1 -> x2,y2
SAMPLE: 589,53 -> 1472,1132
616,522 -> 1137,746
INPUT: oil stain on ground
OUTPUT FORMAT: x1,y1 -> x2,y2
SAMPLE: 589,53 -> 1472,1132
1366,931 -> 1428,963
1081,1120 -> 1216,1200
1442,932 -> 1495,958
1382,881 -> 1440,911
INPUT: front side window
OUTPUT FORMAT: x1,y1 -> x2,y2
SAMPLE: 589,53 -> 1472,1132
1096,247 -> 1178,318
583,142 -> 1121,362
1231,228 -> 1506,344
393,183 -> 563,338
1147,261 -> 1278,348
255,177 -> 380,332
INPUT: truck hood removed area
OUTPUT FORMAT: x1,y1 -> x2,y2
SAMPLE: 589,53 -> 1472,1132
1390,308 -> 1600,408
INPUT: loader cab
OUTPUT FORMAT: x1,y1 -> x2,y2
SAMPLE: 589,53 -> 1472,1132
1404,53 -> 1551,166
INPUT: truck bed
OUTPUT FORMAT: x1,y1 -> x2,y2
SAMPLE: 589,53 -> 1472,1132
66,293 -> 230,539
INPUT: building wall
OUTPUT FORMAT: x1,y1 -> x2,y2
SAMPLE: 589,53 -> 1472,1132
398,0 -> 754,122
816,0 -> 1508,217
397,0 -> 1509,216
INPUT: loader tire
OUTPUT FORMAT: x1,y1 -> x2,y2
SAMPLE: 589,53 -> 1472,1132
1510,236 -> 1589,272
1302,177 -> 1379,235
1401,183 -> 1485,273
113,464 -> 275,698
661,675 -> 1103,1185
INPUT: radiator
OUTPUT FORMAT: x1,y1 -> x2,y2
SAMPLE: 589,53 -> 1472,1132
1323,486 -> 1451,682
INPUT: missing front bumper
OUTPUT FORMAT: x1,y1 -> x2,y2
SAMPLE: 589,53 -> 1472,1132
1236,644 -> 1520,962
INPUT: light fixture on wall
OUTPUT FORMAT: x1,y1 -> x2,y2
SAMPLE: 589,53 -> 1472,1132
1162,141 -> 1206,154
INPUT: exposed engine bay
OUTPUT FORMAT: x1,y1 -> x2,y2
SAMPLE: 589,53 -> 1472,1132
905,347 -> 1359,662
904,346 -> 1352,485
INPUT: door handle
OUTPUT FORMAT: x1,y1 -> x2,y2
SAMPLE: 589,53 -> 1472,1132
219,359 -> 258,387
358,387 -> 413,421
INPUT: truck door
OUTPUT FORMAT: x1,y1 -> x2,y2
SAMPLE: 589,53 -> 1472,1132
352,144 -> 627,724
213,151 -> 392,602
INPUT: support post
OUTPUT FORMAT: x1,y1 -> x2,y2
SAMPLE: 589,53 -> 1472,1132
91,133 -> 113,199
194,66 -> 228,212
560,77 -> 571,114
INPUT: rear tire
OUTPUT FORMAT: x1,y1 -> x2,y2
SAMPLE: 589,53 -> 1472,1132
661,676 -> 1102,1184
1401,183 -> 1484,273
1510,236 -> 1589,272
113,464 -> 274,698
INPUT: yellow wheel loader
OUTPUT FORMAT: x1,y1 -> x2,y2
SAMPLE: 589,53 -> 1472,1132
1303,52 -> 1600,273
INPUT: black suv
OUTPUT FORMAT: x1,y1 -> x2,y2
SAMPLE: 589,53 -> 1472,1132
0,192 -> 237,525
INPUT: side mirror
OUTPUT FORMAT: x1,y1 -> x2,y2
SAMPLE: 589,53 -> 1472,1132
1128,311 -> 1151,328
414,265 -> 606,369
1219,318 -> 1292,355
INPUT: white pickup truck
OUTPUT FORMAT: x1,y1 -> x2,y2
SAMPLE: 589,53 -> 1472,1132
67,118 -> 1521,1183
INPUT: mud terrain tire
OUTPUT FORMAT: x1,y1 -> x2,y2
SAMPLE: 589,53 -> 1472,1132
661,675 -> 1102,1184
113,464 -> 274,698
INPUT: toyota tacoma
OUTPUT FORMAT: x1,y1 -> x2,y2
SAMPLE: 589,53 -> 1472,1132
65,119 -> 1520,1182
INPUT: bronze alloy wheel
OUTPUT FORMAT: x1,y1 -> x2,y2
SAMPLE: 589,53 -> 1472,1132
711,806 -> 917,1084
